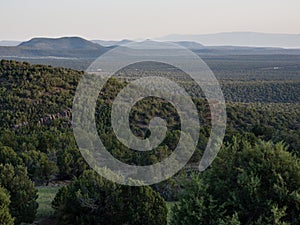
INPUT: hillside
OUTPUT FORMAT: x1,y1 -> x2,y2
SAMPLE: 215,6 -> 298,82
0,59 -> 299,151
0,59 -> 298,130
0,60 -> 82,129
0,60 -> 299,224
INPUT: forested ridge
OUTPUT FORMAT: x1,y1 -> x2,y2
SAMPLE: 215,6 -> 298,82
0,59 -> 299,224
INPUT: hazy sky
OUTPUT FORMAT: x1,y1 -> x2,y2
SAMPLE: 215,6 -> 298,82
1,0 -> 299,40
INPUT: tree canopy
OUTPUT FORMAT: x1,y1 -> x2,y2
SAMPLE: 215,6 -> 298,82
52,170 -> 168,225
171,138 -> 300,225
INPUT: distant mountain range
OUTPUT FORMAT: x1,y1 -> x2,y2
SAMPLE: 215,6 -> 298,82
0,37 -> 218,60
1,32 -> 300,49
1,35 -> 300,70
157,32 -> 300,48
0,37 -> 109,59
91,39 -> 205,49
0,40 -> 21,46
91,39 -> 132,47
20,37 -> 101,50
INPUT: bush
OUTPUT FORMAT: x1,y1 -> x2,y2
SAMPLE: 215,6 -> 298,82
52,170 -> 168,225
0,144 -> 21,166
0,164 -> 38,225
171,138 -> 300,225
20,150 -> 58,185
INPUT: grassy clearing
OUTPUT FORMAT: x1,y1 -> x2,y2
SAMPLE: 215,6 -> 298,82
35,186 -> 60,221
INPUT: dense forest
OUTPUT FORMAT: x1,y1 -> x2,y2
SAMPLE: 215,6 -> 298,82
0,59 -> 299,224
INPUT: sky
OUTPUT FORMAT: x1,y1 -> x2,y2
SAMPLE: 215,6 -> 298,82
0,0 -> 299,41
